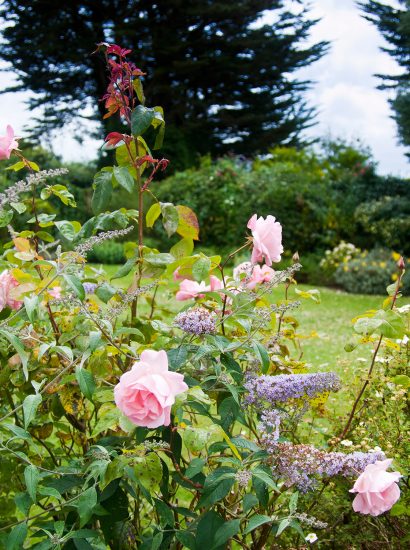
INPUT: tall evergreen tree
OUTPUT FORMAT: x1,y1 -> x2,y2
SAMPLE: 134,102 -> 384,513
0,1 -> 327,165
360,1 -> 410,153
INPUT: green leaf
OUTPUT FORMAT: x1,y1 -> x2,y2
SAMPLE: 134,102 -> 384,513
0,329 -> 29,380
0,209 -> 13,227
6,160 -> 26,171
244,514 -> 272,535
55,220 -> 80,241
175,531 -> 196,550
133,453 -> 163,490
212,519 -> 240,549
3,423 -> 31,440
91,407 -> 120,437
112,256 -> 136,280
77,486 -> 97,527
95,283 -> 117,303
160,202 -> 179,237
23,294 -> 39,323
192,256 -> 211,282
252,467 -> 279,492
131,105 -> 156,136
23,393 -> 42,429
63,274 -> 85,300
289,491 -> 298,513
146,203 -> 161,228
176,205 -> 199,240
354,309 -> 405,339
197,467 -> 236,508
92,170 -> 113,214
6,523 -> 28,550
243,494 -> 259,514
24,464 -> 39,503
145,252 -> 175,267
42,184 -> 76,207
151,532 -> 163,550
170,238 -> 194,259
276,517 -> 291,537
195,511 -> 224,549
252,341 -> 270,374
154,498 -> 174,527
185,457 -> 206,479
392,374 -> 410,388
75,367 -> 96,400
113,166 -> 134,193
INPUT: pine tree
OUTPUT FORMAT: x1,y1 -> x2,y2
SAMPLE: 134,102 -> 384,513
0,0 -> 327,165
360,1 -> 410,153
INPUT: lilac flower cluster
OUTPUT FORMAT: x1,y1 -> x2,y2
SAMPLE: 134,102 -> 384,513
259,409 -> 282,448
174,307 -> 217,335
244,372 -> 341,408
272,443 -> 385,491
83,282 -> 98,294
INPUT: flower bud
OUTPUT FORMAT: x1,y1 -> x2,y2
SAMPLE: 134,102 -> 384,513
292,251 -> 300,263
397,256 -> 405,270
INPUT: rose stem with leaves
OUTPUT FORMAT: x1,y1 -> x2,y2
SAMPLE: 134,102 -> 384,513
338,258 -> 405,442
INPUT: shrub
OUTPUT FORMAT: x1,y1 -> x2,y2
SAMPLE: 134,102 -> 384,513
86,240 -> 126,264
334,248 -> 410,294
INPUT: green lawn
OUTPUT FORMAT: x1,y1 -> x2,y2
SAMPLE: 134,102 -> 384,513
89,263 -> 408,416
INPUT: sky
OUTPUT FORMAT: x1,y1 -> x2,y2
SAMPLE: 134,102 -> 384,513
0,0 -> 408,176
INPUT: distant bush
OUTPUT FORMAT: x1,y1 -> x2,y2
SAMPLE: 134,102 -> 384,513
334,248 -> 410,295
87,240 -> 126,264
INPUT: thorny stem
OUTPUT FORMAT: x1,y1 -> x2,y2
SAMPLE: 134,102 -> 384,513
337,264 -> 405,442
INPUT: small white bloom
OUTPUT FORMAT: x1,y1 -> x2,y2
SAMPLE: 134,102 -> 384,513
306,533 -> 318,543
369,446 -> 382,453
340,439 -> 353,447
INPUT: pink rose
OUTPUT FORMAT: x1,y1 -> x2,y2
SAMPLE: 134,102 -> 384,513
114,349 -> 188,428
209,275 -> 223,292
176,275 -> 223,301
350,459 -> 401,516
0,270 -> 22,311
0,125 -> 19,160
176,279 -> 208,301
246,264 -> 275,290
247,214 -> 283,266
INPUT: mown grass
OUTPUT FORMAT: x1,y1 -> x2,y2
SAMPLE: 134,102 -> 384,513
89,263 -> 408,417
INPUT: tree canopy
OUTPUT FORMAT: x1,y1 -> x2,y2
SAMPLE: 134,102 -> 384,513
0,1 -> 327,166
360,0 -> 410,154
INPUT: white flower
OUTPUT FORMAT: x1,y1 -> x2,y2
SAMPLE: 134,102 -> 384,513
369,446 -> 382,453
340,439 -> 353,447
306,533 -> 318,543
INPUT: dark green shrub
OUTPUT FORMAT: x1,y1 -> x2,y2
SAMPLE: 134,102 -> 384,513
334,248 -> 410,295
87,240 -> 126,264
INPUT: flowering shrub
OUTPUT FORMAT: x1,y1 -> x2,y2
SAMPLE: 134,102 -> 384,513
333,248 -> 410,295
0,46 -> 408,549
320,241 -> 362,275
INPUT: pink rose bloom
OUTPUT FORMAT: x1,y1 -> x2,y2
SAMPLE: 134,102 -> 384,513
247,214 -> 283,266
114,349 -> 188,428
176,279 -> 208,301
350,459 -> 401,516
48,286 -> 62,299
0,270 -> 22,311
209,275 -> 223,292
0,125 -> 19,160
246,264 -> 275,290
176,276 -> 223,300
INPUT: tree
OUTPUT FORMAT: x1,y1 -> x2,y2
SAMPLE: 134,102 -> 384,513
0,1 -> 327,166
360,1 -> 410,153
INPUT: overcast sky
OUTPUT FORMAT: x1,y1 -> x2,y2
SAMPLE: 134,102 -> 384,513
0,0 -> 408,176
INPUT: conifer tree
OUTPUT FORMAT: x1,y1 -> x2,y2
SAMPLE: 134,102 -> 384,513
0,0 -> 327,165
